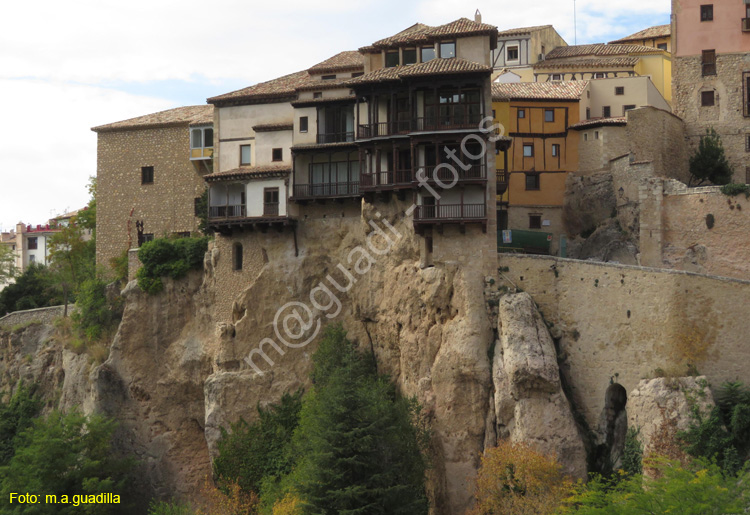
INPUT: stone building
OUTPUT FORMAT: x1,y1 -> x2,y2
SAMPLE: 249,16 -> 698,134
92,105 -> 214,268
672,0 -> 750,182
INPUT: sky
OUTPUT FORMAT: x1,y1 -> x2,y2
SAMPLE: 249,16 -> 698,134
0,0 -> 670,232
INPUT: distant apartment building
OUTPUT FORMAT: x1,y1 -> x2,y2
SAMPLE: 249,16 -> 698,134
672,0 -> 750,181
492,25 -> 568,82
609,24 -> 672,52
92,105 -> 214,267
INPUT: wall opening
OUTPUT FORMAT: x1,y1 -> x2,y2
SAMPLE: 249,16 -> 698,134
233,243 -> 243,271
595,383 -> 628,475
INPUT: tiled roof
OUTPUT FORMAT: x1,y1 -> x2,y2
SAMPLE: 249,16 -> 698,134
291,95 -> 356,107
91,105 -> 213,132
361,18 -> 497,52
207,71 -> 313,105
348,58 -> 490,86
296,77 -> 353,92
204,165 -> 291,182
569,117 -> 627,129
252,123 -> 293,132
609,24 -> 670,45
308,51 -> 364,75
534,56 -> 640,69
291,141 -> 358,152
545,43 -> 663,60
492,81 -> 588,101
497,25 -> 553,37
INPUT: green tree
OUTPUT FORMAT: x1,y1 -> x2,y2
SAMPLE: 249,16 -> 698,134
195,188 -> 210,236
0,244 -> 16,285
0,263 -> 62,316
0,383 -> 41,467
291,325 -> 429,515
688,128 -> 733,186
0,410 -> 135,514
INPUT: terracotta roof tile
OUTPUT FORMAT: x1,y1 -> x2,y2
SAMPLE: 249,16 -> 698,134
291,95 -> 356,107
207,71 -> 313,105
534,56 -> 640,69
545,43 -> 664,60
91,105 -> 213,132
348,58 -> 490,86
609,24 -> 671,44
362,18 -> 497,52
569,117 -> 627,129
204,165 -> 291,182
496,24 -> 553,37
492,81 -> 588,101
346,66 -> 403,85
308,51 -> 364,74
252,123 -> 293,132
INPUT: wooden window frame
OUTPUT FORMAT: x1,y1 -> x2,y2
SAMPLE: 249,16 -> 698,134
700,4 -> 713,21
141,166 -> 154,184
272,148 -> 283,162
385,51 -> 399,67
525,173 -> 540,191
544,109 -> 555,122
702,50 -> 716,76
507,45 -> 519,62
602,106 -> 611,118
27,237 -> 37,250
701,90 -> 715,107
522,143 -> 534,157
299,116 -> 308,133
615,86 -> 625,95
517,109 -> 526,119
264,187 -> 280,216
552,143 -> 560,157
439,41 -> 456,59
529,213 -> 542,229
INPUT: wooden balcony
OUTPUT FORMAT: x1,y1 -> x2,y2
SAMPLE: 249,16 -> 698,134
360,170 -> 413,191
413,202 -> 487,233
357,120 -> 412,139
209,204 -> 246,219
208,203 -> 293,234
316,132 -> 355,144
415,163 -> 486,185
496,170 -> 508,194
292,181 -> 360,201
413,113 -> 484,132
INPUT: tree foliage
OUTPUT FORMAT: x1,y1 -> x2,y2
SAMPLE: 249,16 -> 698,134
0,263 -> 62,316
469,440 -> 572,515
688,128 -> 733,186
0,383 -> 41,467
137,236 -> 208,294
0,244 -> 16,285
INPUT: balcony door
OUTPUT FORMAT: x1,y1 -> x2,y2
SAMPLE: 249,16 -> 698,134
321,106 -> 354,143
263,188 -> 279,216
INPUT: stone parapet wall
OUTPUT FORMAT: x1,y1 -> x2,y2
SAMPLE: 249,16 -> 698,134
0,305 -> 68,328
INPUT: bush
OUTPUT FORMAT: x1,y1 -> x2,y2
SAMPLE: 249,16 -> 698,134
621,427 -> 643,476
0,383 -> 41,466
148,500 -> 197,515
109,249 -> 129,285
137,236 -> 208,294
72,278 -> 122,343
720,183 -> 750,198
0,263 -> 62,316
688,128 -> 733,186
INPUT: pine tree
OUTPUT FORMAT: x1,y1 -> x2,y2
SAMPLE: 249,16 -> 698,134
688,128 -> 733,186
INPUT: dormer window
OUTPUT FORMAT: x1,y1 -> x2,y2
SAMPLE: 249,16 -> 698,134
190,127 -> 213,160
385,51 -> 399,67
421,46 -> 436,62
439,41 -> 456,59
403,48 -> 417,65
321,74 -> 336,80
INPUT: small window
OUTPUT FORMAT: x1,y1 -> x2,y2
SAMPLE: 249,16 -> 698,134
657,43 -> 668,51
233,243 -> 243,271
27,237 -> 37,250
552,144 -> 560,157
586,107 -> 591,119
746,135 -> 750,152
351,72 -> 364,78
421,46 -> 436,62
403,48 -> 417,65
544,109 -> 555,122
321,74 -> 336,80
313,92 -> 323,99
701,90 -> 715,106
594,72 -> 606,79
523,144 -> 534,157
142,233 -> 154,244
602,106 -> 611,118
702,50 -> 716,76
385,51 -> 399,67
507,45 -> 519,61
525,174 -> 540,191
595,131 -> 600,140
439,41 -> 456,59
700,4 -> 713,21
272,148 -> 283,162
551,74 -> 562,81
623,105 -> 636,114
240,145 -> 252,165
615,86 -> 625,95
141,166 -> 154,184
299,116 -> 308,133
194,197 -> 202,216
584,133 -> 588,141
746,165 -> 750,184
29,254 -> 35,263
529,214 -> 542,228
517,109 -> 526,119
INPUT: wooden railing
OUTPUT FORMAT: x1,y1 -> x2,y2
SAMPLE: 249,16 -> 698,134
496,170 -> 509,194
316,132 -> 355,144
416,163 -> 485,182
263,203 -> 279,216
414,203 -> 486,221
413,113 -> 484,132
293,182 -> 359,198
209,204 -> 246,219
357,120 -> 412,138
360,170 -> 413,188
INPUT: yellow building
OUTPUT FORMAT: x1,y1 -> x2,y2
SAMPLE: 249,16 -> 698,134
492,81 -> 586,253
608,24 -> 671,52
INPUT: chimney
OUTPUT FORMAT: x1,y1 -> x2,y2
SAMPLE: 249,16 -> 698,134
475,9 -> 482,23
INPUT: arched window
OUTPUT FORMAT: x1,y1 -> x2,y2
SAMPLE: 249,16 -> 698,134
233,243 -> 243,271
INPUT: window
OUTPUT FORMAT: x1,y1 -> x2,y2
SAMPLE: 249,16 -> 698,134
594,72 -> 605,79
615,86 -> 625,95
385,51 -> 399,67
421,46 -> 436,62
321,74 -> 336,80
529,214 -> 542,229
595,131 -> 600,140
584,133 -> 588,141
507,45 -> 519,61
240,145 -> 251,165
586,107 -> 591,119
29,255 -> 35,263
233,243 -> 243,271
27,237 -> 37,250
552,144 -> 560,157
702,50 -> 716,76
517,109 -> 526,119
523,144 -> 534,157
141,234 -> 154,244
700,4 -> 713,21
272,148 -> 282,162
744,72 -> 750,117
299,116 -> 308,133
525,174 -> 540,191
551,74 -> 562,81
439,41 -> 456,58
745,134 -> 750,152
602,106 -> 611,118
313,92 -> 323,99
701,91 -> 715,106
141,166 -> 154,184
746,166 -> 750,184
657,43 -> 668,51
623,105 -> 636,114
264,188 -> 279,216
403,48 -> 417,65
351,72 -> 364,78
194,197 -> 202,216
544,109 -> 555,122
190,127 -> 213,150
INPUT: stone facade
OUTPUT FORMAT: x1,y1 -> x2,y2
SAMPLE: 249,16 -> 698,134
498,253 -> 750,429
96,126 -> 207,269
673,52 -> 750,182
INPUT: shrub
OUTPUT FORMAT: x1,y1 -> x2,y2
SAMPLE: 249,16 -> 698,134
720,183 -> 750,198
137,236 -> 208,294
621,427 -> 643,476
109,249 -> 130,285
71,278 -> 122,342
148,500 -> 197,515
689,128 -> 733,186
0,383 -> 41,466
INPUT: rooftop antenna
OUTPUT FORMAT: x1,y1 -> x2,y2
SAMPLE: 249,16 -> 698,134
573,0 -> 577,45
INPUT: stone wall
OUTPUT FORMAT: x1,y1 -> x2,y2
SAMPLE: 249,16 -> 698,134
498,254 -> 750,429
128,248 -> 141,283
673,52 -> 750,182
0,305 -> 68,328
96,126 -> 207,270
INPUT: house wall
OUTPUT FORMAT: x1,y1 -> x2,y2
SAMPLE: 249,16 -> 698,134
457,35 -> 492,67
506,205 -> 563,253
246,179 -> 288,217
585,76 -> 671,119
498,253 -> 750,429
633,53 -> 673,103
672,0 -> 750,57
294,107 -> 317,145
96,126 -> 205,269
255,131 -> 293,167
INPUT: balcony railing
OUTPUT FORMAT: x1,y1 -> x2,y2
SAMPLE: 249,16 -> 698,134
264,203 -> 279,216
415,163 -> 486,183
292,182 -> 360,199
316,132 -> 355,144
496,170 -> 508,194
413,113 -> 484,132
414,203 -> 486,221
209,204 -> 246,219
357,120 -> 412,139
360,170 -> 413,189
